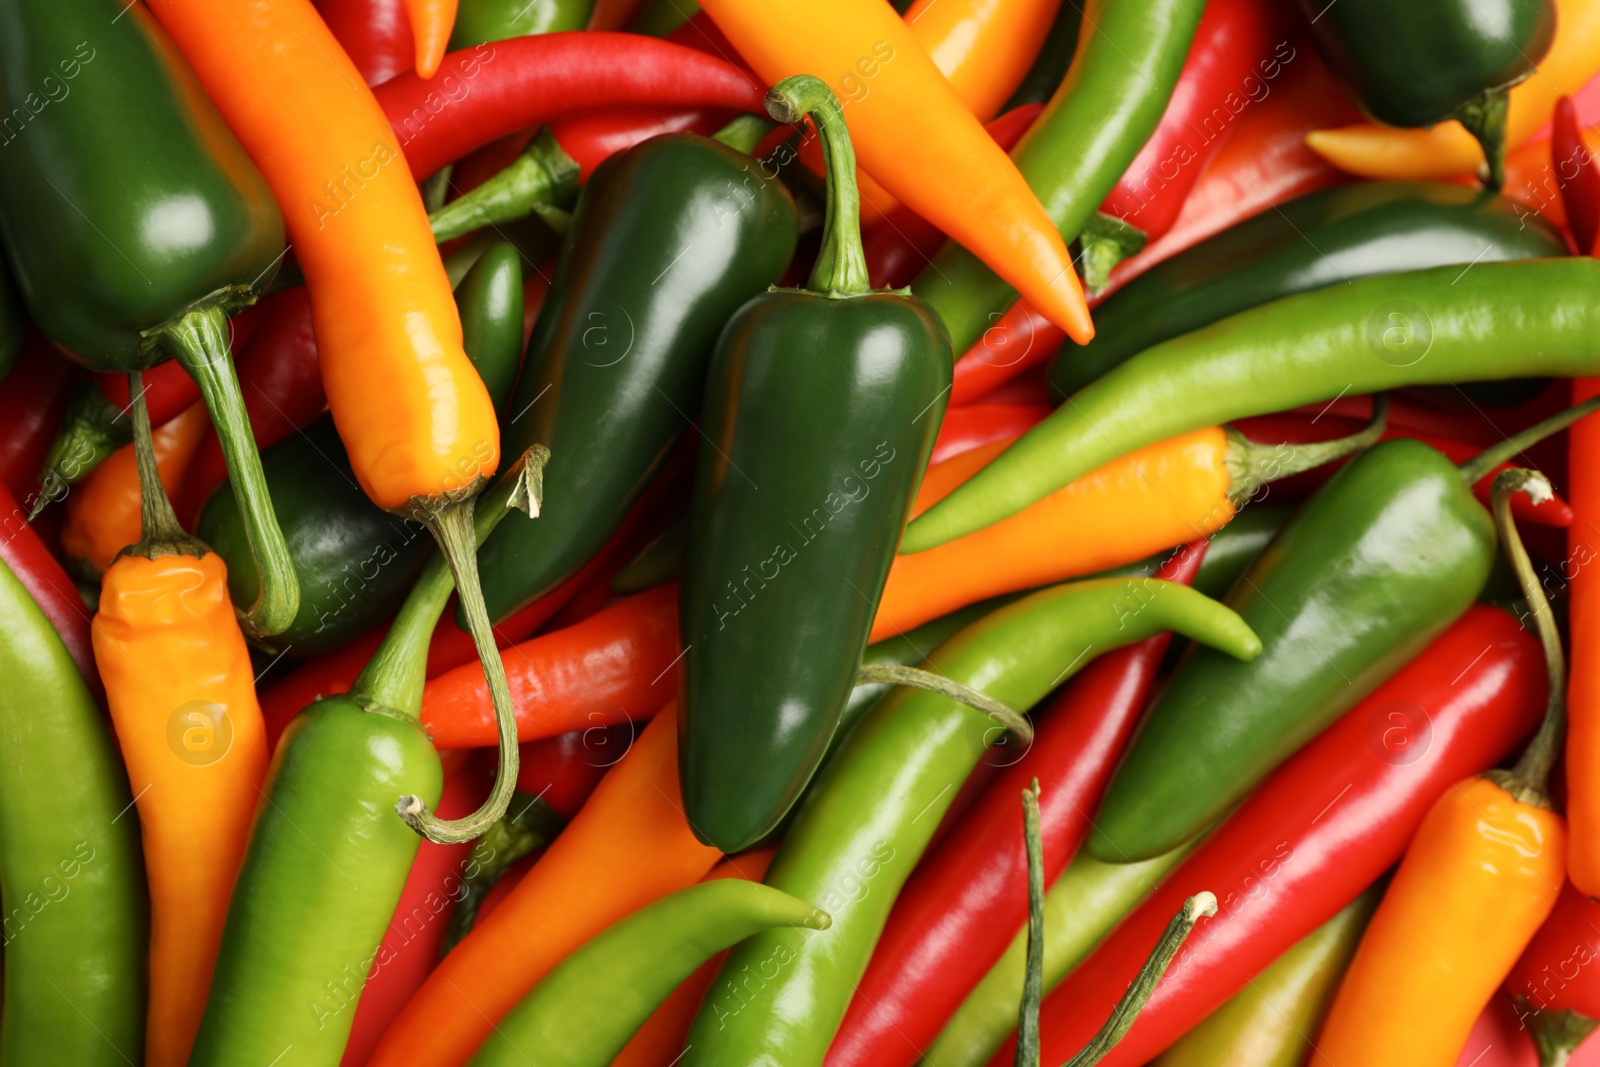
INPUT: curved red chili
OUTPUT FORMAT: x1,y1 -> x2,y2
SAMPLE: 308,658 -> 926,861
931,402 -> 1051,464
1555,94 -> 1600,254
0,334 -> 73,502
827,541 -> 1207,1067
318,0 -> 415,87
551,107 -> 733,181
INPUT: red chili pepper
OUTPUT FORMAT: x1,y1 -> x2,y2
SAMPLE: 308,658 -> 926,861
1002,605 -> 1545,1067
421,583 -> 681,749
948,303 -> 1063,407
551,107 -> 734,181
827,541 -> 1207,1067
515,728 -> 628,819
1504,880 -> 1600,1063
863,104 -> 1043,291
1555,95 -> 1600,254
0,479 -> 98,694
0,334 -> 73,503
931,402 -> 1051,465
177,287 -> 324,527
317,0 -> 415,86
373,35 -> 765,180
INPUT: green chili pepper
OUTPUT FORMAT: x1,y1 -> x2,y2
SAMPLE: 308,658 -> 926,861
629,0 -> 698,34
677,76 -> 953,853
679,574 -> 1261,1066
189,446 -> 547,1065
473,132 -> 797,626
0,554 -> 146,1064
1050,181 -> 1567,399
450,0 -> 594,48
468,881 -> 830,1066
1005,1 -> 1085,110
909,0 -> 1206,354
198,245 -> 525,656
1152,885 -> 1379,1067
1296,0 -> 1555,189
905,258 -> 1600,552
0,258 -> 22,383
0,0 -> 294,635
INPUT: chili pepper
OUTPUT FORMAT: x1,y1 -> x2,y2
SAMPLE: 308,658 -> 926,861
189,446 -> 545,1064
908,0 -> 1205,354
90,385 -> 268,1067
444,790 -> 567,953
516,727 -> 624,818
365,702 -> 723,1067
62,402 -> 208,576
1004,1 -> 1082,108
470,881 -> 829,1066
907,259 -> 1600,551
1008,603 -> 1546,1066
1314,470 -> 1567,1066
471,134 -> 795,625
676,572 -> 1258,1066
1555,95 -> 1600,254
931,403 -> 1051,464
677,77 -> 952,853
1505,881 -> 1600,1065
700,6 -> 1093,342
901,0 -> 1061,123
0,552 -> 146,1066
948,303 -> 1064,407
320,0 -> 414,85
1058,183 -> 1565,399
829,542 -> 1208,1067
451,0 -> 593,46
552,108 -> 733,180
878,408 -> 1384,643
1305,0 -> 1600,184
0,333 -> 73,504
0,0 -> 296,636
0,480 -> 97,688
589,0 -> 649,28
398,0 -> 454,78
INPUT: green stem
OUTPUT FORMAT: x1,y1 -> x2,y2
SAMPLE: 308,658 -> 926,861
1015,778 -> 1045,1067
1076,212 -> 1147,297
1459,395 -> 1600,486
713,114 -> 775,155
393,445 -> 549,845
29,379 -> 129,519
1491,468 -> 1564,801
155,304 -> 298,638
1456,87 -> 1512,190
764,74 -> 871,297
1226,394 -> 1389,503
1528,1007 -> 1600,1067
428,129 -> 581,244
853,662 -> 1033,747
121,371 -> 209,561
1060,892 -> 1217,1067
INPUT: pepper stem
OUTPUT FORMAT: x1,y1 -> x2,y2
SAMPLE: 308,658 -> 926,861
394,446 -> 550,845
1225,394 -> 1389,504
29,379 -> 129,519
765,75 -> 871,297
1491,468 -> 1564,803
854,662 -> 1033,746
1527,1006 -> 1600,1067
1015,778 -> 1045,1067
1458,396 -> 1600,486
1077,212 -> 1148,297
156,304 -> 298,638
121,372 -> 208,561
1060,892 -> 1218,1067
428,129 -> 581,244
1456,87 -> 1512,190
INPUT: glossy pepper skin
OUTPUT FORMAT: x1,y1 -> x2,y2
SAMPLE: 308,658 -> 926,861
678,78 -> 951,852
475,135 -> 796,623
1505,882 -> 1600,1063
1091,439 -> 1496,862
1296,0 -> 1555,186
0,554 -> 146,1066
450,0 -> 592,46
1051,181 -> 1567,398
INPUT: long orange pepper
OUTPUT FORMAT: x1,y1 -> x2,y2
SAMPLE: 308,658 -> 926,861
89,384 -> 268,1067
61,402 -> 208,576
146,0 -> 522,843
698,0 -> 1093,343
1304,0 -> 1600,181
366,702 -> 721,1067
1314,470 -> 1568,1067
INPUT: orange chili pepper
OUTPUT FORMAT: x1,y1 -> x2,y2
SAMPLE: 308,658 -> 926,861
147,0 -> 524,844
61,402 -> 208,575
366,702 -> 721,1067
89,386 -> 268,1067
1304,0 -> 1600,181
1314,470 -> 1567,1067
400,0 -> 456,78
697,0 -> 1093,343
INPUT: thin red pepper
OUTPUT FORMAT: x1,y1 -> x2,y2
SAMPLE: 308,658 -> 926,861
1505,881 -> 1600,1063
931,402 -> 1051,465
317,0 -> 416,86
0,334 -> 73,502
948,303 -> 1064,407
827,542 -> 1207,1067
1002,605 -> 1545,1067
515,728 -> 627,820
550,107 -> 734,181
0,479 -> 98,695
1556,95 -> 1600,254
373,35 -> 765,180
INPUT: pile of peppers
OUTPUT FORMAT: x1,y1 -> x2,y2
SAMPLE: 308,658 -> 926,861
7,0 -> 1600,1064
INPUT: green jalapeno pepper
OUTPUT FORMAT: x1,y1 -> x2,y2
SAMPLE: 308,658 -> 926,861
0,0 -> 294,636
1295,0 -> 1555,188
198,245 -> 525,656
679,574 -> 1261,1066
473,132 -> 797,626
1050,181 -> 1568,398
677,76 -> 953,853
910,0 -> 1207,354
0,554 -> 146,1065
